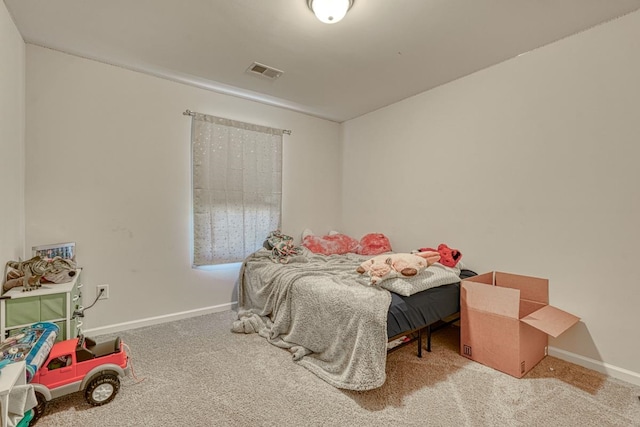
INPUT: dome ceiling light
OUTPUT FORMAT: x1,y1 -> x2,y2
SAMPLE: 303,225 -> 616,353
307,0 -> 354,24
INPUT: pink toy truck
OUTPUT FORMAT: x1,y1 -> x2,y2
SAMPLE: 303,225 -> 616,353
29,334 -> 129,423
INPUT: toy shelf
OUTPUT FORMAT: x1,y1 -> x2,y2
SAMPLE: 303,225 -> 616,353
1,270 -> 83,342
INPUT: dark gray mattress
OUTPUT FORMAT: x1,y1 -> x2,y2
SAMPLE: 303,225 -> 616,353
387,269 -> 476,338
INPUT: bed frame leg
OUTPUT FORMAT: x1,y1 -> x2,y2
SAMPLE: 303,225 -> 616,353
427,325 -> 432,352
417,329 -> 423,358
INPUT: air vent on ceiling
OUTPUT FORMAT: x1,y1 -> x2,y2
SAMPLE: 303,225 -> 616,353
246,62 -> 284,80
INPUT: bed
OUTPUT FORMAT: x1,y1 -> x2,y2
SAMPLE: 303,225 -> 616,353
232,248 -> 474,391
386,268 -> 477,356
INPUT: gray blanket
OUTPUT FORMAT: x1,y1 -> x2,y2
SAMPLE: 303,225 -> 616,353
231,248 -> 392,390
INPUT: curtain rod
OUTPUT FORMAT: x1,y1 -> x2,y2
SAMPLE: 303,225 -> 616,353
183,109 -> 292,135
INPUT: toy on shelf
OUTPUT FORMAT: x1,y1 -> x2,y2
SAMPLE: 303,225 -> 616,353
3,256 -> 77,293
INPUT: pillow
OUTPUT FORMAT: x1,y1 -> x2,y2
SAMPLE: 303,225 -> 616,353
357,233 -> 392,255
380,263 -> 462,296
302,231 -> 359,255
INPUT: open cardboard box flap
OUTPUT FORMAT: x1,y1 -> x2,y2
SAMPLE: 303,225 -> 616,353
462,281 -> 520,319
495,271 -> 549,304
521,305 -> 580,338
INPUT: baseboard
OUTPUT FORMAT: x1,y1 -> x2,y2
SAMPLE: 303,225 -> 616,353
83,302 -> 236,336
549,346 -> 640,387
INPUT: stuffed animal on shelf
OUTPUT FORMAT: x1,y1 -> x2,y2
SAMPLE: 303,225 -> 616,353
356,252 -> 440,286
417,243 -> 462,268
3,256 -> 77,292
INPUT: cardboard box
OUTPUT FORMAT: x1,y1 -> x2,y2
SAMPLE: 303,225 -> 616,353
460,271 -> 579,378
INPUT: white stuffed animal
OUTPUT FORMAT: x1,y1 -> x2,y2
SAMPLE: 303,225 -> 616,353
356,252 -> 440,285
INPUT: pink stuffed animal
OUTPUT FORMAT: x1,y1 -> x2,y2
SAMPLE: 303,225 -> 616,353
413,250 -> 441,265
356,252 -> 439,285
418,243 -> 462,267
302,231 -> 359,255
357,233 -> 392,255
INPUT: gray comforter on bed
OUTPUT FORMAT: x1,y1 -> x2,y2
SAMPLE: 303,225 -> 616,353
231,248 -> 392,391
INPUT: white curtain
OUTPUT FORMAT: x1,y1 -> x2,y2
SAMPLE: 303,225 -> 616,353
191,113 -> 282,266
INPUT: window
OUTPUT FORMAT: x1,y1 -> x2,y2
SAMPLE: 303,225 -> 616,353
189,112 -> 283,266
47,354 -> 72,370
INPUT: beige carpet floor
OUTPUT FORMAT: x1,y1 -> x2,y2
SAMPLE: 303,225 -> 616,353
34,310 -> 640,426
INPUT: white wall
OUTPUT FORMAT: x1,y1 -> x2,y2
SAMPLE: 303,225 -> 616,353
25,45 -> 342,332
0,3 -> 25,263
342,11 -> 640,383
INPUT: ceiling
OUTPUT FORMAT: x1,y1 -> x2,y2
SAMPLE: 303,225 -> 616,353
5,0 -> 640,123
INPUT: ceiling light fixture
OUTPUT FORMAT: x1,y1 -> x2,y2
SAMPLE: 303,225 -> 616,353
307,0 -> 353,24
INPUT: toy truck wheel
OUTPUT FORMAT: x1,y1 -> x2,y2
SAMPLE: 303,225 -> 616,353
29,392 -> 47,426
84,374 -> 120,406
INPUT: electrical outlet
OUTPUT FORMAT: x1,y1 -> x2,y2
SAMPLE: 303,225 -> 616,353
97,284 -> 109,300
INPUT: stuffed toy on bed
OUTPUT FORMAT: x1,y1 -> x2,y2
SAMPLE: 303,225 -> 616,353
301,229 -> 359,255
264,230 -> 303,264
301,230 -> 394,256
357,233 -> 392,255
417,243 -> 462,267
356,252 -> 440,285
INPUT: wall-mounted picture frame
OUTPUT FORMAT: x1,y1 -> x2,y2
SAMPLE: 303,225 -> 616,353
32,242 -> 76,260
